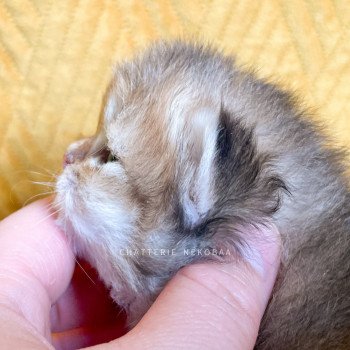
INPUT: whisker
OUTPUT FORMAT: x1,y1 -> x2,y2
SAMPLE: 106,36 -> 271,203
10,179 -> 33,193
9,180 -> 54,205
114,304 -> 127,321
127,316 -> 139,329
34,165 -> 58,179
9,179 -> 31,205
23,191 -> 56,207
9,173 -> 56,199
27,170 -> 53,178
9,170 -> 54,178
30,181 -> 56,188
45,204 -> 57,212
75,259 -> 97,286
89,145 -> 106,157
44,200 -> 62,213
31,208 -> 62,227
61,215 -> 98,287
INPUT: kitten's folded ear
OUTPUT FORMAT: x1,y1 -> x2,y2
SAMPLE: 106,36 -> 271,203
180,107 -> 288,258
179,106 -> 219,228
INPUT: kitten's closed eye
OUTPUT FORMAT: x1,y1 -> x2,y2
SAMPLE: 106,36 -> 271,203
63,137 -> 119,167
97,147 -> 119,164
107,153 -> 119,163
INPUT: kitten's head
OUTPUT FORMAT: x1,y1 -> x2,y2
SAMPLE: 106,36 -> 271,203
55,42 -> 284,274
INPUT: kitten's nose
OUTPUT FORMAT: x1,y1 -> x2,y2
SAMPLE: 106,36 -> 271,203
63,138 -> 92,168
63,151 -> 75,168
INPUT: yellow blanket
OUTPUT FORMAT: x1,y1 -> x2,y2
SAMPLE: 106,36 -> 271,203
1,0 -> 349,218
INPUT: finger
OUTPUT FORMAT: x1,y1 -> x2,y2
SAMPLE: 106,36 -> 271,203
51,261 -> 126,332
0,199 -> 75,341
51,262 -> 127,349
86,225 -> 280,350
52,319 -> 126,350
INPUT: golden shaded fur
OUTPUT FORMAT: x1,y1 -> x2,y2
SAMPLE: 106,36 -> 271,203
55,42 -> 350,349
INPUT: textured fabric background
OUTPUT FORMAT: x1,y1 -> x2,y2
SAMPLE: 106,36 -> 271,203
0,0 -> 349,218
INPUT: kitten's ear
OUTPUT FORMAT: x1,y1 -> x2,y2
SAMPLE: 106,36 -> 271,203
180,107 -> 286,261
181,106 -> 249,228
180,106 -> 219,227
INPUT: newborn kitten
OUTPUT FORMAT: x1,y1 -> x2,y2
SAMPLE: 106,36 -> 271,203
55,41 -> 350,349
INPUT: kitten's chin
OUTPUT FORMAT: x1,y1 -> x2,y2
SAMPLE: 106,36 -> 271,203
55,209 -> 83,256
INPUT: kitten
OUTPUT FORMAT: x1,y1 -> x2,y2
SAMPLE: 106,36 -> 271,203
55,41 -> 350,349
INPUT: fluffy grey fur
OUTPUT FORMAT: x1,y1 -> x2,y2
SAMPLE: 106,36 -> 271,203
55,41 -> 350,349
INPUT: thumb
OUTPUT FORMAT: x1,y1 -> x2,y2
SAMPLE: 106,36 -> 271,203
0,199 -> 75,348
89,225 -> 280,350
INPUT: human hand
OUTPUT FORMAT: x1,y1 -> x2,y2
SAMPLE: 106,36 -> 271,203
0,199 -> 280,350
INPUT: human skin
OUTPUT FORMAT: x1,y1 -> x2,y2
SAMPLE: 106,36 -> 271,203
0,198 -> 280,350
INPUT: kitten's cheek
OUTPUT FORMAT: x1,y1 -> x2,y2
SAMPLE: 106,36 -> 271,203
54,170 -> 81,217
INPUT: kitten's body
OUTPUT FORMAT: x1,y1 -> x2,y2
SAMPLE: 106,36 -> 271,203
55,42 -> 350,349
